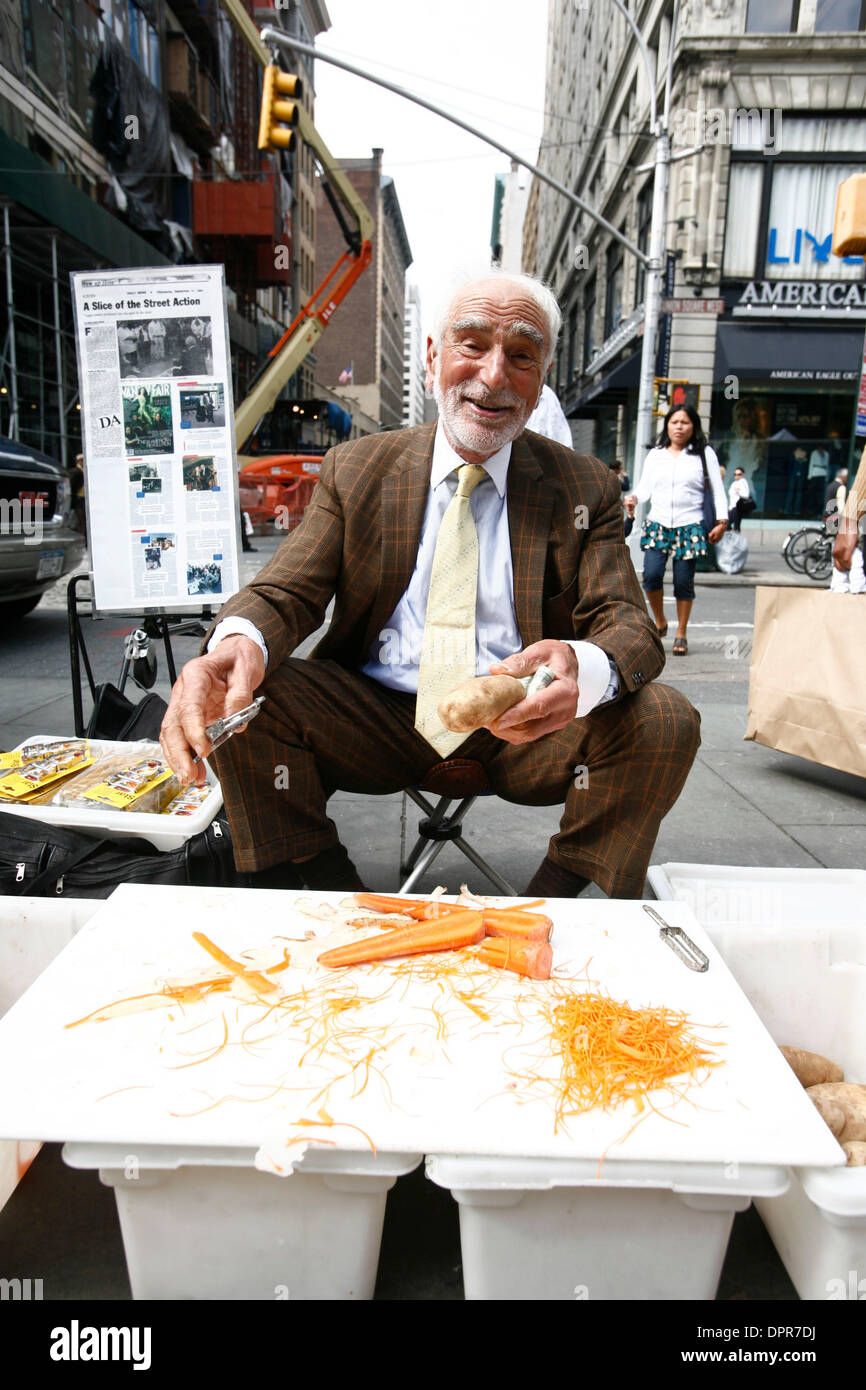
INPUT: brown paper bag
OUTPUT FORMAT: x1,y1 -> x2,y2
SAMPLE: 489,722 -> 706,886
745,586 -> 866,778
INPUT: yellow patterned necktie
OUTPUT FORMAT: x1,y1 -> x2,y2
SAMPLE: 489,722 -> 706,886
414,464 -> 487,757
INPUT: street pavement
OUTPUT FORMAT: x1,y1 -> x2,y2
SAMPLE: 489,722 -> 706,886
0,528 -> 863,1301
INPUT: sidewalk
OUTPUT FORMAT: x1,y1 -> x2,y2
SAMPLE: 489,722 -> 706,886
694,535 -> 822,588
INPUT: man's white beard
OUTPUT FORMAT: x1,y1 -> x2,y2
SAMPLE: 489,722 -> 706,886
433,364 -> 531,457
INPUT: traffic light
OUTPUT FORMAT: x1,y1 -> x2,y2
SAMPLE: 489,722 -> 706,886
832,172 -> 866,258
258,65 -> 303,152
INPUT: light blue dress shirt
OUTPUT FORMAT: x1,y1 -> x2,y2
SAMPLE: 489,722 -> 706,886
211,423 -> 619,715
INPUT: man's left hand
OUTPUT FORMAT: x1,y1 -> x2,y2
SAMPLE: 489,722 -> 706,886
487,640 -> 579,745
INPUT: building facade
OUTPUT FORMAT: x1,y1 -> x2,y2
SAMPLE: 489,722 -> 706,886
527,0 -> 866,523
402,282 -> 425,428
0,0 -> 330,465
314,149 -> 413,428
492,160 -> 531,272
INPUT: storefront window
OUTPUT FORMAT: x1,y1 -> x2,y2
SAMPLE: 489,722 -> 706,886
814,0 -> 866,30
711,386 -> 852,520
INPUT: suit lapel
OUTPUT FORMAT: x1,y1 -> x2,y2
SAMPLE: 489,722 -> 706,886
363,423 -> 435,649
508,433 -> 557,647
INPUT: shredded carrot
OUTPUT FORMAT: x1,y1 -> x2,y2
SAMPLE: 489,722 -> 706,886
543,989 -> 721,1131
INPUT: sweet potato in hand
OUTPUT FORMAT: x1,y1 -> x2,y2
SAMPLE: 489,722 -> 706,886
438,674 -> 526,732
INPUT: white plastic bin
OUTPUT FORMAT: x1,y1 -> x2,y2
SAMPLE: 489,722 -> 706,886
650,862 -> 866,1301
0,736 -> 222,850
63,1143 -> 421,1301
0,895 -> 102,1214
426,1154 -> 786,1301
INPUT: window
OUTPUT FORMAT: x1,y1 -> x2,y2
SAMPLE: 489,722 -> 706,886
745,0 -> 799,29
582,276 -> 596,369
567,304 -> 578,379
765,163 -> 866,279
635,181 -> 653,304
722,118 -> 866,282
723,165 -> 764,278
814,0 -> 866,28
604,238 -> 624,339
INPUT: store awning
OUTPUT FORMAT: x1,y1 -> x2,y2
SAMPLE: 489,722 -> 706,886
714,323 -> 863,384
568,349 -> 642,416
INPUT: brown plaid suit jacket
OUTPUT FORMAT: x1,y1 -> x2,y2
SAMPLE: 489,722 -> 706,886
214,421 -> 664,691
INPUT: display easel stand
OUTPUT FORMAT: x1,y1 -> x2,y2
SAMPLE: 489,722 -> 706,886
66,573 -> 215,738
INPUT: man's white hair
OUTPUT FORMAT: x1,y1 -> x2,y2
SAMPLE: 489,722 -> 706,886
431,270 -> 562,371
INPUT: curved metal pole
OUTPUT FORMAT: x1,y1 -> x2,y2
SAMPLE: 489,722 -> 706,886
259,27 -> 648,267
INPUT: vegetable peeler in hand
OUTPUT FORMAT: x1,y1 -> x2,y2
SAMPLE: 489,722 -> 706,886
193,696 -> 266,764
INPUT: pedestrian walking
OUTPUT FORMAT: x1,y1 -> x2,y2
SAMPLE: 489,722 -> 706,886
625,405 -> 727,655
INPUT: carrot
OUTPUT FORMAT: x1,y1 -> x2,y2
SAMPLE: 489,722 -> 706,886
317,908 -> 485,968
477,938 -> 553,980
482,908 -> 553,942
352,892 -> 465,920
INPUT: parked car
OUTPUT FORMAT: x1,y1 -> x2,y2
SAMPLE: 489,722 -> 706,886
0,436 -> 86,620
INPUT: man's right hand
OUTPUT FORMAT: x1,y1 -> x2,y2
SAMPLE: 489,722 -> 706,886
159,635 -> 266,785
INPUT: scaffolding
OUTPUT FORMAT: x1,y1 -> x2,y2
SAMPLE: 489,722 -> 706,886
0,202 -> 105,466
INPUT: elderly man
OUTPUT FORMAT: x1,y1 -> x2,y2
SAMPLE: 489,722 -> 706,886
160,272 -> 700,898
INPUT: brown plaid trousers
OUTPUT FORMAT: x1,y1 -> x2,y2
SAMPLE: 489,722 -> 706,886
208,423 -> 701,897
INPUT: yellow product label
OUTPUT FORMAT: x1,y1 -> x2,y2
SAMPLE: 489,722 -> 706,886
0,756 -> 95,801
0,752 -> 24,771
82,767 -> 173,809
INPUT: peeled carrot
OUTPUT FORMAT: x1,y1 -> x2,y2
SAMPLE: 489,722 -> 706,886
317,909 -> 485,968
482,908 -> 553,942
477,938 -> 553,980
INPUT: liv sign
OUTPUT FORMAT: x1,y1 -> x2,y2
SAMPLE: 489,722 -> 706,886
768,227 -> 863,267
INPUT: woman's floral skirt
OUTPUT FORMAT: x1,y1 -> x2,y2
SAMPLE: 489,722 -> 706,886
640,519 -> 707,560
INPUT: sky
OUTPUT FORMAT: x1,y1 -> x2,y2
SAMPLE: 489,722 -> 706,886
311,0 -> 549,342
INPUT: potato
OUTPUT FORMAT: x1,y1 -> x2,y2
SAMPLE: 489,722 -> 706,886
809,1094 -> 847,1139
806,1083 -> 866,1143
779,1045 -> 844,1088
843,1141 -> 866,1167
438,674 -> 526,732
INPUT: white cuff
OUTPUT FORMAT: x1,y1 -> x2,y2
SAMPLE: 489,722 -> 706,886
207,617 -> 269,669
563,641 -> 619,716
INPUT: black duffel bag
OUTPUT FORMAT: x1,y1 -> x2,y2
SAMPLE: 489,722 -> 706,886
0,812 -> 240,898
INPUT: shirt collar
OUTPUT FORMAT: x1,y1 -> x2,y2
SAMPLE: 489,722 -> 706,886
431,419 -> 511,498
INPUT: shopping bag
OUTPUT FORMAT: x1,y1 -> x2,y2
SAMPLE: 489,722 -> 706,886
745,586 -> 866,777
715,530 -> 749,574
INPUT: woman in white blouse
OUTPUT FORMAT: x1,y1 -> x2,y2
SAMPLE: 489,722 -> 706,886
625,406 -> 728,655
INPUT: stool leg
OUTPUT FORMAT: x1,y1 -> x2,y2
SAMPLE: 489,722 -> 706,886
450,836 -> 516,896
399,839 -> 449,894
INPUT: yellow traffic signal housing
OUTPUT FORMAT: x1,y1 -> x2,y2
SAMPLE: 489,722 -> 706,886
833,172 -> 866,258
258,66 -> 304,152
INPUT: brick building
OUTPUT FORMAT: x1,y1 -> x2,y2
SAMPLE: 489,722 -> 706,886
315,149 -> 413,428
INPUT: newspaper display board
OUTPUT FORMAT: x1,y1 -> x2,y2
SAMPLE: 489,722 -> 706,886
70,266 -> 241,614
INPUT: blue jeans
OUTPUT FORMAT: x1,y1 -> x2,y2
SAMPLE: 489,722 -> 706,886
642,546 -> 696,601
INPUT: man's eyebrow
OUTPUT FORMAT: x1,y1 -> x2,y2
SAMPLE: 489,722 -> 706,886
508,320 -> 546,351
450,316 -> 493,336
449,317 -> 546,351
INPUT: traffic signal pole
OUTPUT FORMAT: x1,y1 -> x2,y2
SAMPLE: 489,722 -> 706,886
260,16 -> 675,499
